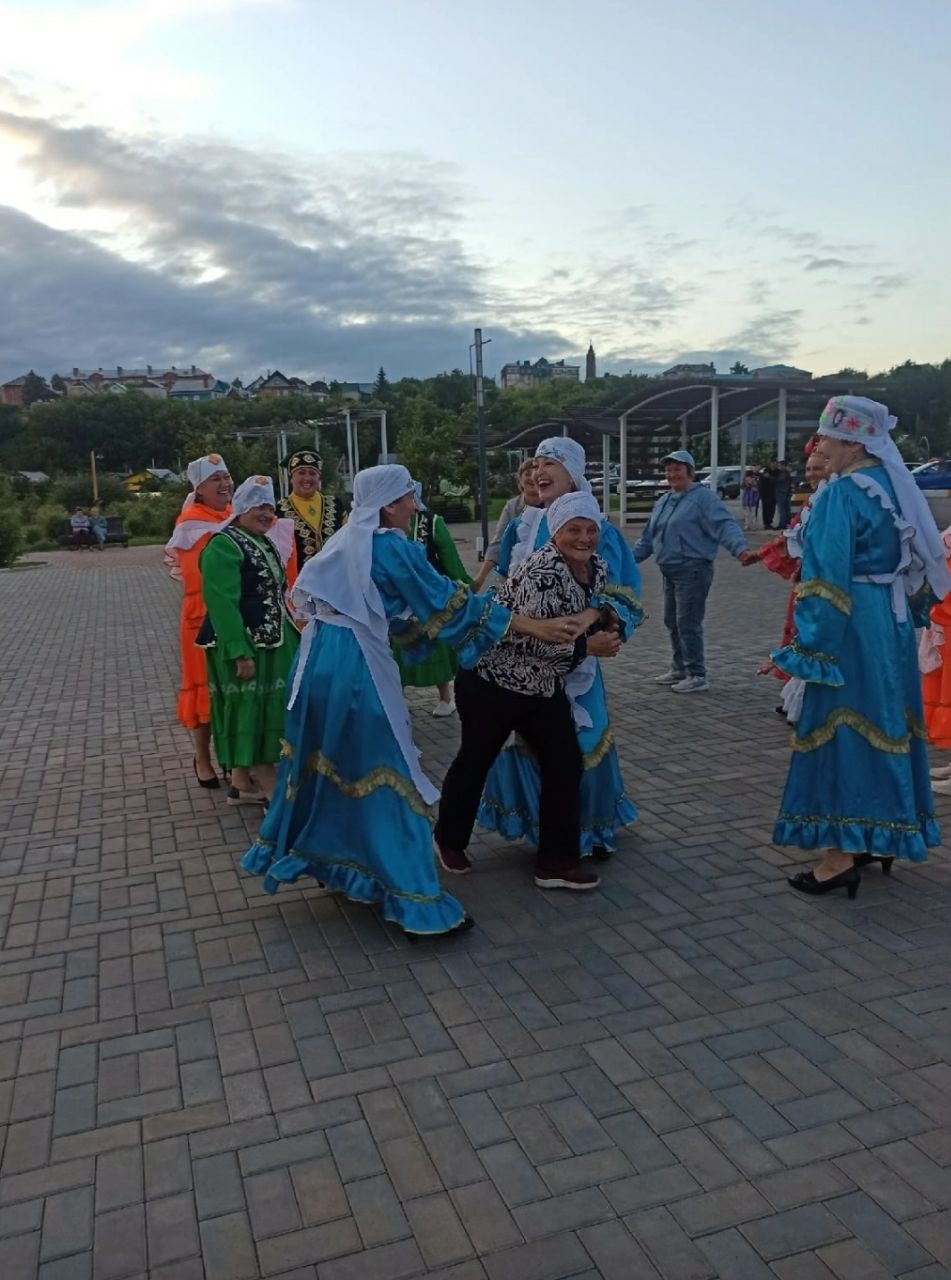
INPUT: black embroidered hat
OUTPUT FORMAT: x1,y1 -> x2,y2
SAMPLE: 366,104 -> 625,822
284,449 -> 322,473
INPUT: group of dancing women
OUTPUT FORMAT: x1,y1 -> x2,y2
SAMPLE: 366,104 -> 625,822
165,395 -> 951,939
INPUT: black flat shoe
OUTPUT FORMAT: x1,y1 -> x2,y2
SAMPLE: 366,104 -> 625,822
788,868 -> 860,899
592,846 -> 613,862
193,757 -> 220,790
854,853 -> 894,876
405,916 -> 475,944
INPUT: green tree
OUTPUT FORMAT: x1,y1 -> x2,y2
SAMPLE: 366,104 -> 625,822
729,361 -> 750,375
394,397 -> 465,498
373,367 -> 391,401
21,371 -> 56,407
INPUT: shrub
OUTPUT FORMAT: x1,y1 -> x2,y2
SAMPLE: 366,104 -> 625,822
0,505 -> 23,567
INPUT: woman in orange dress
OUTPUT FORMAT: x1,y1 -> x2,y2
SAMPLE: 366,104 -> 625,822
165,455 -> 234,787
921,527 -> 951,790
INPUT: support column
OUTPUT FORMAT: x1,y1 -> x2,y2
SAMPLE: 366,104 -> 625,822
344,409 -> 355,486
739,414 -> 749,475
709,386 -> 720,493
680,415 -> 688,449
777,387 -> 788,461
380,410 -> 388,464
601,431 -> 610,518
619,414 -> 628,524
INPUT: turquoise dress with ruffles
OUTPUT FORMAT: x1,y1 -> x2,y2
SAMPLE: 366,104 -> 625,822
772,461 -> 939,860
241,533 -> 511,934
477,513 -> 644,855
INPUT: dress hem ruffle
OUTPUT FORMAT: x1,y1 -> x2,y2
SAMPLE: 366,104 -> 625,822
771,644 -> 844,686
477,795 -> 638,856
240,843 -> 466,934
772,816 -> 938,862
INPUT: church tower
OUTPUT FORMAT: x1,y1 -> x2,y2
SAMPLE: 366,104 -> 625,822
585,342 -> 597,381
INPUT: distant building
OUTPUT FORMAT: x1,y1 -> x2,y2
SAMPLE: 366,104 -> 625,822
751,364 -> 812,380
499,357 -> 581,390
585,344 -> 597,382
0,375 -> 28,407
63,364 -> 223,399
247,371 -> 331,400
123,468 -> 183,492
661,363 -> 717,379
337,382 -> 376,403
17,470 -> 50,485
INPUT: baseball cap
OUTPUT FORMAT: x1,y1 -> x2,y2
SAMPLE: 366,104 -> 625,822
661,449 -> 696,469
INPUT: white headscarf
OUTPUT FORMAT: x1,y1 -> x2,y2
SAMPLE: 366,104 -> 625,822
292,464 -> 417,626
818,396 -> 951,601
186,453 -> 230,490
547,491 -> 602,536
535,437 -> 592,494
228,475 -> 275,517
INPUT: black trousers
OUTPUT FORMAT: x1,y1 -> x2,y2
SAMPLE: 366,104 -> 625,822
760,490 -> 776,529
435,668 -> 582,875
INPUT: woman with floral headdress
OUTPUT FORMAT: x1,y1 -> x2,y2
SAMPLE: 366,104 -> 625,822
477,437 -> 644,861
240,464 -> 586,939
772,397 -> 949,898
165,454 -> 234,788
198,476 -> 299,805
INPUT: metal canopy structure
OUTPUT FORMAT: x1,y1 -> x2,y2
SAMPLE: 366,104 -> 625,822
488,372 -> 872,519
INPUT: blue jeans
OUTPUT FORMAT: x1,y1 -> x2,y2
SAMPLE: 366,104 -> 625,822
661,559 -> 715,677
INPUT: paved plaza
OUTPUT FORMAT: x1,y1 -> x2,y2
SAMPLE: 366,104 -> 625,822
2,523 -> 951,1280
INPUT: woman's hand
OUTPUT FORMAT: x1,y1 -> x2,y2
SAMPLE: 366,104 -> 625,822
235,657 -> 256,680
587,631 -> 621,658
512,614 -> 584,644
738,549 -> 760,567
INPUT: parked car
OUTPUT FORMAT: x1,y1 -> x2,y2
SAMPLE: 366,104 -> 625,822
697,466 -> 743,499
911,459 -> 951,489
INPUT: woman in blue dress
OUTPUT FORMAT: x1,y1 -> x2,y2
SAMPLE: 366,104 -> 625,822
241,464 -> 584,938
477,437 -> 644,859
773,397 -> 950,898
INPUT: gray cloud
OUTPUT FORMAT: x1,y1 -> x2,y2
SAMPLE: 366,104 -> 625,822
0,106 -> 565,381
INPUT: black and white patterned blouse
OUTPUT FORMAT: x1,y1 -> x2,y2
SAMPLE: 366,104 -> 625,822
476,541 -> 607,697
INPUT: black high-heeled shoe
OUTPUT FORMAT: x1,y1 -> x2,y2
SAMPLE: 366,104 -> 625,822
193,757 -> 220,790
405,916 -> 475,944
853,853 -> 893,876
788,867 -> 860,899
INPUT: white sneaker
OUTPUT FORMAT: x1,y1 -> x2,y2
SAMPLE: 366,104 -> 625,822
671,676 -> 709,693
432,700 -> 456,718
932,778 -> 951,795
654,669 -> 685,685
930,763 -> 951,780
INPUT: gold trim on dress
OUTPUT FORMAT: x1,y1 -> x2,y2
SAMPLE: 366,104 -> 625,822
288,849 -> 444,904
792,706 -> 923,755
795,578 -> 853,615
788,637 -> 839,666
777,810 -> 933,834
391,584 -> 469,648
302,749 -> 436,819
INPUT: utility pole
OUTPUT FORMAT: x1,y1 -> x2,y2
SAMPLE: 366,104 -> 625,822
90,450 -> 99,502
474,327 -> 489,557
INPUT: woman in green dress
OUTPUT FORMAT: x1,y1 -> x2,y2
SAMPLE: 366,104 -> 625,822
393,485 -> 472,716
199,476 -> 299,804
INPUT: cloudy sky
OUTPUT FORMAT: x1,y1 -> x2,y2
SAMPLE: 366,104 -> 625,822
1,0 -> 949,384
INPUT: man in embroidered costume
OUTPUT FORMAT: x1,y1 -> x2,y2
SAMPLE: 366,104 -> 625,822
392,484 -> 473,716
278,449 -> 345,572
773,396 -> 950,899
198,477 -> 299,805
240,464 -> 586,939
165,455 -> 234,787
479,437 -> 643,860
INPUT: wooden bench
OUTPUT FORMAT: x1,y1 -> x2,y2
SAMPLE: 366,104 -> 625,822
58,516 -> 130,549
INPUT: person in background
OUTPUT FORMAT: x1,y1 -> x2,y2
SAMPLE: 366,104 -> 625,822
773,396 -> 948,898
774,460 -> 793,530
634,449 -> 748,693
919,524 -> 951,792
70,506 -> 93,549
88,504 -> 108,549
198,477 -> 299,805
392,483 -> 472,716
165,455 -> 234,788
472,459 -> 540,590
740,470 -> 759,531
277,450 -> 346,576
758,461 -> 778,529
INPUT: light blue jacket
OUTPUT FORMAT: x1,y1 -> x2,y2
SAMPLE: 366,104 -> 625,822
633,484 -> 747,569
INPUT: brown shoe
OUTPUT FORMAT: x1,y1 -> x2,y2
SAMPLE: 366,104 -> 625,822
534,868 -> 600,891
435,841 -> 472,875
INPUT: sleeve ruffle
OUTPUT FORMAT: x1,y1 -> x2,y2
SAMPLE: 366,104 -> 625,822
771,639 -> 844,686
590,589 -> 644,641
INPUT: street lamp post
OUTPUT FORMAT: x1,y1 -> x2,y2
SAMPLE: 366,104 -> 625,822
472,329 -> 491,558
